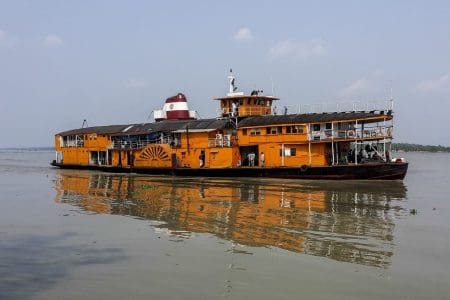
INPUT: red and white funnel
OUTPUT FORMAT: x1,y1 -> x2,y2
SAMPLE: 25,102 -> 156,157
154,93 -> 197,122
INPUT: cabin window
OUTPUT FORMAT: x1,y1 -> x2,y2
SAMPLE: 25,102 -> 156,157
266,126 -> 281,135
279,147 -> 296,156
326,123 -> 332,130
290,148 -> 296,156
295,126 -> 304,133
250,128 -> 261,135
239,99 -> 244,105
242,129 -> 247,135
286,125 -> 304,134
247,99 -> 251,105
313,124 -> 321,131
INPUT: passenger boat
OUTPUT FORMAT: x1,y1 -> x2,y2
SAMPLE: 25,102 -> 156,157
51,71 -> 408,180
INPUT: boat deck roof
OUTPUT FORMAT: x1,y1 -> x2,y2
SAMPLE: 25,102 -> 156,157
56,111 -> 392,136
238,111 -> 392,127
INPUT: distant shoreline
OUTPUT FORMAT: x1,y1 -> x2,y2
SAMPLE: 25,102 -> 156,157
1,144 -> 449,153
392,143 -> 450,153
0,147 -> 54,151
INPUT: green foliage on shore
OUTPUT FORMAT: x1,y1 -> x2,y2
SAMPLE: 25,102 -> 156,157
392,143 -> 450,153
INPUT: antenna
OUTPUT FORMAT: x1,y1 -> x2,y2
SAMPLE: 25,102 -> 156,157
271,76 -> 274,95
82,119 -> 88,128
389,80 -> 394,111
146,110 -> 154,122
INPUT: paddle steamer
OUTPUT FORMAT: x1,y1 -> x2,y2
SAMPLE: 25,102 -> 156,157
52,71 -> 408,180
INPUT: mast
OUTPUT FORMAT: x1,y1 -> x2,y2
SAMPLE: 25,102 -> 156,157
228,69 -> 236,95
389,80 -> 394,111
389,80 -> 394,161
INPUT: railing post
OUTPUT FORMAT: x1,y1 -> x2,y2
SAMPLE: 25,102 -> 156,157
354,120 -> 358,165
331,122 -> 334,165
308,124 -> 312,165
383,118 -> 387,162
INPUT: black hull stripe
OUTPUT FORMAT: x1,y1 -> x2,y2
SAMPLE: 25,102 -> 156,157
50,162 -> 408,181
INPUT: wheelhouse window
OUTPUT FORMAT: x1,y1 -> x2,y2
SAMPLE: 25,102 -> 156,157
313,124 -> 321,131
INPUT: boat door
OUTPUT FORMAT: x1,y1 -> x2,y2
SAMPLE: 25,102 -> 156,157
239,145 -> 259,166
171,153 -> 178,168
108,150 -> 112,165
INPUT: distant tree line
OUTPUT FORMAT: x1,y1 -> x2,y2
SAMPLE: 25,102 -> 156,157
0,147 -> 54,151
392,143 -> 450,152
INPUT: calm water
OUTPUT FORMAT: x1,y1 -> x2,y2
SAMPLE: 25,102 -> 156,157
0,150 -> 449,299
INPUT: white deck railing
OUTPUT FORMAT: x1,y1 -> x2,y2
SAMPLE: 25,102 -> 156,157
111,137 -> 180,149
278,100 -> 393,115
308,126 -> 392,141
217,100 -> 393,117
207,135 -> 233,147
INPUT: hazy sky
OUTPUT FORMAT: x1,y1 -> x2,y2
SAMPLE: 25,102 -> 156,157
1,0 -> 449,147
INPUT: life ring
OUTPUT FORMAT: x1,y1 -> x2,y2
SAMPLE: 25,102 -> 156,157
300,164 -> 308,172
347,130 -> 355,138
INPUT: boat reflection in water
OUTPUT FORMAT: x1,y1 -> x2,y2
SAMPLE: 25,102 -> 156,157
54,170 -> 407,268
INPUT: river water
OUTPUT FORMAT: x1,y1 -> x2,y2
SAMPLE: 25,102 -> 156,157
0,150 -> 449,299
